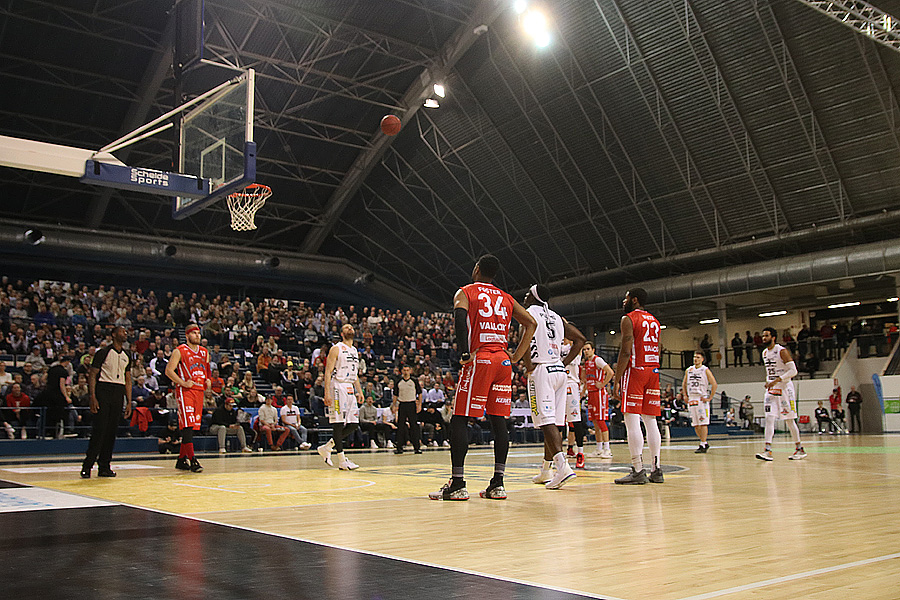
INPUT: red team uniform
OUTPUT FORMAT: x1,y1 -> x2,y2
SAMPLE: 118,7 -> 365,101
454,282 -> 514,418
622,309 -> 661,416
175,343 -> 209,429
582,355 -> 609,422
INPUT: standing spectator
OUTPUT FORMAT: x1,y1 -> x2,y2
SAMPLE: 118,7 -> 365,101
392,365 -> 422,455
744,331 -> 755,367
846,385 -> 863,433
753,331 -> 764,365
36,355 -> 73,438
209,396 -> 252,453
280,395 -> 311,450
699,334 -> 712,366
739,395 -> 754,430
829,386 -> 843,433
81,326 -> 132,478
731,333 -> 743,367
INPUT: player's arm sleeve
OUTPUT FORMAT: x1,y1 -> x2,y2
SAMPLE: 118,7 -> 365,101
454,307 -> 469,355
781,361 -> 798,381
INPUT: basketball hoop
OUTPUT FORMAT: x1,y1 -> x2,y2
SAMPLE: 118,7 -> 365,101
226,183 -> 271,231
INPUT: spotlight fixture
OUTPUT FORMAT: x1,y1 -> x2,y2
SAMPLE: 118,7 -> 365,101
433,83 -> 445,98
424,98 -> 440,108
24,228 -> 45,245
164,244 -> 177,257
758,310 -> 787,317
699,318 -> 719,325
257,255 -> 280,268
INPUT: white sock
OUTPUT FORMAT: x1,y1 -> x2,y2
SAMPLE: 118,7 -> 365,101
642,414 -> 661,471
552,452 -> 566,470
336,451 -> 345,463
576,446 -> 583,455
542,459 -> 552,472
326,438 -> 335,450
625,413 -> 644,470
603,441 -> 610,451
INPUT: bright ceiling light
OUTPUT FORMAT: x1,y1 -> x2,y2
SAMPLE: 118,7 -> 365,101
758,310 -> 787,317
609,330 -> 616,335
513,0 -> 528,14
699,318 -> 719,324
433,83 -> 445,98
534,31 -> 551,48
423,98 -> 440,108
889,297 -> 899,302
660,324 -> 667,330
827,301 -> 860,309
522,9 -> 547,37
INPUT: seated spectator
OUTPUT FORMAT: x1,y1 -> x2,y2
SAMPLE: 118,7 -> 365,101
23,372 -> 44,401
256,346 -> 271,376
379,402 -> 397,448
157,418 -> 181,454
724,407 -> 736,427
0,361 -> 12,396
209,396 -> 252,453
281,361 -> 300,398
217,353 -> 234,380
5,383 -> 31,439
144,367 -> 159,392
239,371 -> 260,406
803,352 -> 819,378
815,400 -> 831,435
279,395 -> 311,450
257,395 -> 289,451
358,395 -> 380,448
24,346 -> 47,373
208,368 -> 225,396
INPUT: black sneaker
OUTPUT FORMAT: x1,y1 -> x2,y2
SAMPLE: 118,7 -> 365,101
80,467 -> 91,479
189,458 -> 203,473
98,469 -> 117,478
648,468 -> 665,483
393,448 -> 404,455
414,449 -> 423,454
694,445 -> 705,453
615,468 -> 648,485
428,479 -> 469,501
175,457 -> 190,471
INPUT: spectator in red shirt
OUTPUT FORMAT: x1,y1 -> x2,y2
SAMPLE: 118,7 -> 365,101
4,383 -> 32,439
209,368 -> 225,395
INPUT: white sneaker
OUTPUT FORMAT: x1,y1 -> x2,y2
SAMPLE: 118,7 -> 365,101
589,450 -> 602,457
339,459 -> 359,470
600,449 -> 614,459
788,448 -> 807,460
430,441 -> 438,447
532,469 -> 552,484
546,463 -> 576,489
241,446 -> 253,453
218,448 -> 227,454
442,440 -> 450,447
370,440 -> 379,449
317,443 -> 334,466
386,440 -> 394,448
299,442 -> 311,450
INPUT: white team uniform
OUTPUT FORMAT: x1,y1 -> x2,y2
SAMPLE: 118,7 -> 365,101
526,304 -> 567,427
562,343 -> 582,424
327,341 -> 360,424
684,364 -> 712,427
762,343 -> 797,421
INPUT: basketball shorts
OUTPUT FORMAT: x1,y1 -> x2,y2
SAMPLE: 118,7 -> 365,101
177,388 -> 204,430
453,350 -> 512,418
327,381 -> 360,424
621,366 -> 661,417
764,384 -> 797,421
586,388 -> 609,422
688,397 -> 710,427
528,363 -> 568,427
565,380 -> 581,424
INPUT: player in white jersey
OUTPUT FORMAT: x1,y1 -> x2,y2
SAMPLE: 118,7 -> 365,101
756,326 -> 806,461
561,339 -> 589,469
318,324 -> 365,470
522,285 -> 586,490
682,351 -> 718,454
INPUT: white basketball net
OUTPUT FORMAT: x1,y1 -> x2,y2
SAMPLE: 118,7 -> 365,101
226,184 -> 271,231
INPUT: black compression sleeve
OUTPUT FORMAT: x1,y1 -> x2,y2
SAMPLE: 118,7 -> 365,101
454,307 -> 469,354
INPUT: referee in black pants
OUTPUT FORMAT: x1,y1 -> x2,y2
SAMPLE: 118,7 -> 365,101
81,326 -> 132,478
393,365 -> 423,454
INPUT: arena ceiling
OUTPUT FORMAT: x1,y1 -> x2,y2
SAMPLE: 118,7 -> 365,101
4,0 -> 900,322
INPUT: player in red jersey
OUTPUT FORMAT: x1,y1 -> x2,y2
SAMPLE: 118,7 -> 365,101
166,323 -> 210,472
429,254 -> 536,501
581,341 -> 614,458
613,288 -> 664,485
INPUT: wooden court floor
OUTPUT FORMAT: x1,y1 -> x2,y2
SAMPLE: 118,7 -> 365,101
2,433 -> 899,600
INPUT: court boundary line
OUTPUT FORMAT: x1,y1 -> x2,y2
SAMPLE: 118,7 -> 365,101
674,551 -> 900,600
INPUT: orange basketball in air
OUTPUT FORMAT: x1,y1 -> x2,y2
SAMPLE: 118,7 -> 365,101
381,115 -> 401,136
